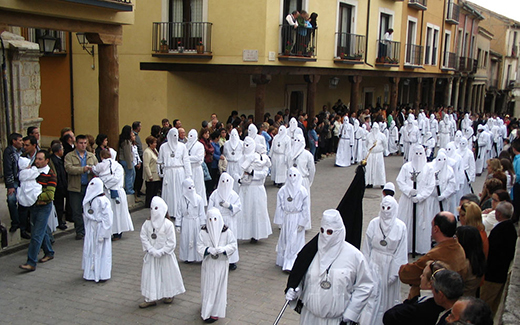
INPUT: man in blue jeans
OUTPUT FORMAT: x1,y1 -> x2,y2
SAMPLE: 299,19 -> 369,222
3,133 -> 29,237
64,135 -> 98,240
19,151 -> 57,272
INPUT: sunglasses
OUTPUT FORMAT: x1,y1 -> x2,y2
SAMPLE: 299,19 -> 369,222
431,267 -> 446,281
320,227 -> 334,235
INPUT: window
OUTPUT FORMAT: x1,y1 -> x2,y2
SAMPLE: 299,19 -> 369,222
432,29 -> 439,65
284,0 -> 303,16
425,27 -> 432,65
405,18 -> 417,64
484,51 -> 488,68
424,25 -> 439,65
477,49 -> 481,68
338,3 -> 355,57
443,32 -> 451,67
380,13 -> 391,40
456,29 -> 463,57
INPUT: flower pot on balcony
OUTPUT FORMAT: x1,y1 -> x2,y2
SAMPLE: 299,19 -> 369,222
159,44 -> 168,53
284,50 -> 290,56
177,46 -> 184,53
196,45 -> 204,54
297,51 -> 303,56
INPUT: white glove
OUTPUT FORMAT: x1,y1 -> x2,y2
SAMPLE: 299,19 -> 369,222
411,196 -> 420,203
438,195 -> 445,202
98,237 -> 104,243
409,189 -> 417,197
388,275 -> 398,285
285,288 -> 300,301
148,248 -> 159,257
154,249 -> 163,257
207,247 -> 218,256
175,226 -> 181,233
216,247 -> 225,254
297,226 -> 305,233
222,201 -> 231,209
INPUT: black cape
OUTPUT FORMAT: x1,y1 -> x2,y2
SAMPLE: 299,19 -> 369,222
286,164 -> 366,292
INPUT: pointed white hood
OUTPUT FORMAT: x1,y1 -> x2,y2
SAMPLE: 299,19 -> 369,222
458,137 -> 469,156
150,196 -> 168,230
285,167 -> 302,199
291,133 -> 306,160
206,207 -> 224,248
217,172 -> 234,202
289,117 -> 298,134
454,130 -> 463,148
83,177 -> 105,208
248,123 -> 258,139
228,128 -> 240,150
446,142 -> 458,159
371,122 -> 380,136
186,129 -> 198,150
318,209 -> 346,275
277,125 -> 288,140
411,145 -> 426,171
167,128 -> 179,152
379,196 -> 398,234
182,178 -> 198,205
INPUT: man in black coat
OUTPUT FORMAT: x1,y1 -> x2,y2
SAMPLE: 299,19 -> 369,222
3,133 -> 24,234
480,201 -> 517,315
50,143 -> 68,230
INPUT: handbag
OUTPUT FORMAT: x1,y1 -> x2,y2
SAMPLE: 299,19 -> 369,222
202,162 -> 211,181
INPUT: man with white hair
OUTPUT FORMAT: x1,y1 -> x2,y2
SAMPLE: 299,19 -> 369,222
284,209 -> 374,325
396,145 -> 435,254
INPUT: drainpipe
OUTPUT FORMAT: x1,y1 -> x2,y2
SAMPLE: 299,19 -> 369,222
364,0 -> 374,67
68,32 -> 75,131
1,38 -> 10,136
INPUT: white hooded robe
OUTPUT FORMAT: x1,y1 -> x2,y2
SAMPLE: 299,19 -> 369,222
186,129 -> 208,206
365,123 -> 387,187
335,118 -> 354,167
270,125 -> 291,184
176,178 -> 205,262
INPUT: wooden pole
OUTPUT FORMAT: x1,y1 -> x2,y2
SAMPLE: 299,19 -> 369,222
252,74 -> 271,125
306,74 -> 320,119
98,44 -> 119,145
390,77 -> 400,112
349,75 -> 362,112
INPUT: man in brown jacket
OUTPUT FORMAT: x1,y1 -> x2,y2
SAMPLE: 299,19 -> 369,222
64,135 -> 97,240
399,211 -> 467,299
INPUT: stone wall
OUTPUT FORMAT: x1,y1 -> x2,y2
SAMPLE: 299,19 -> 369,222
500,232 -> 520,324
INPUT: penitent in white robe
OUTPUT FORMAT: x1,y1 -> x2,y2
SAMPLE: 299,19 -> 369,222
198,227 -> 237,320
82,196 -> 113,282
396,163 -> 435,254
208,191 -> 241,264
401,125 -> 419,162
270,133 -> 291,184
92,158 -> 134,234
237,154 -> 273,240
157,143 -> 192,219
360,217 -> 408,325
176,194 -> 205,262
388,123 -> 399,154
427,161 -> 458,219
140,218 -> 186,301
187,140 -> 208,206
296,242 -> 374,324
274,185 -> 310,271
457,146 -> 476,204
335,122 -> 354,167
365,130 -> 387,187
222,138 -> 243,193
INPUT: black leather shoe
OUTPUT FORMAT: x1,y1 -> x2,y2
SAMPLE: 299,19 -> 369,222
75,234 -> 85,240
9,225 -> 18,233
20,231 -> 31,239
57,224 -> 68,230
229,263 -> 237,271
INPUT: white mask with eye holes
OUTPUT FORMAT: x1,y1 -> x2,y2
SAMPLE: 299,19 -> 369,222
206,207 -> 224,248
411,145 -> 427,171
187,129 -> 198,149
434,151 -> 448,174
285,167 -> 302,199
217,172 -> 234,202
458,138 -> 468,155
150,196 -> 168,230
167,128 -> 179,152
182,178 -> 197,205
291,134 -> 306,160
243,136 -> 256,156
454,131 -> 463,148
379,196 -> 398,234
318,209 -> 346,275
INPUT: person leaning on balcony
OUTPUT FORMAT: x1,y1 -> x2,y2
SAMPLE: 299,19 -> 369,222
285,10 -> 299,54
285,10 -> 299,28
379,28 -> 394,59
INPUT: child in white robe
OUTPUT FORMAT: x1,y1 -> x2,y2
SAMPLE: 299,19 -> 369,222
139,196 -> 185,308
176,178 -> 205,263
82,178 -> 113,282
197,208 -> 237,323
17,157 -> 42,207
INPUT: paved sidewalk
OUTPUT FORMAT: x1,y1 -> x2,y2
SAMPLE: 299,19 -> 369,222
0,155 -> 486,324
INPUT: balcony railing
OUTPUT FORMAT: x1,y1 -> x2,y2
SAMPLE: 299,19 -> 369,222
405,44 -> 423,66
442,51 -> 457,69
458,57 -> 474,72
376,40 -> 401,65
408,0 -> 427,10
446,2 -> 460,24
280,24 -> 318,59
335,32 -> 365,62
152,22 -> 212,55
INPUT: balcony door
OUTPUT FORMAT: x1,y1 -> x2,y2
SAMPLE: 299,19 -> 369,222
405,19 -> 417,64
284,0 -> 303,16
169,0 -> 203,48
338,3 -> 354,56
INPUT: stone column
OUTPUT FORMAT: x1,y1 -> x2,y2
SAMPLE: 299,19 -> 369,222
349,76 -> 362,112
460,78 -> 467,111
414,78 -> 422,110
1,32 -> 43,142
430,78 -> 437,110
98,44 -> 120,145
453,78 -> 460,111
390,77 -> 400,112
252,74 -> 271,124
306,75 -> 320,119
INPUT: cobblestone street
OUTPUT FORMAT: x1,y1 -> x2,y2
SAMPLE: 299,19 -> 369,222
0,155 -> 486,324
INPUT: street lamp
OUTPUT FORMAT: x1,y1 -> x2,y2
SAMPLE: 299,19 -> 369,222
329,77 -> 340,88
38,34 -> 57,54
76,32 -> 95,69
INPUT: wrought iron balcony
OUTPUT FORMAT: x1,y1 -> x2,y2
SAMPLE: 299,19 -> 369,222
335,32 -> 365,64
152,22 -> 212,57
442,51 -> 457,70
376,40 -> 401,66
458,57 -> 474,72
279,24 -> 318,61
446,2 -> 460,25
408,0 -> 427,10
404,44 -> 423,67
